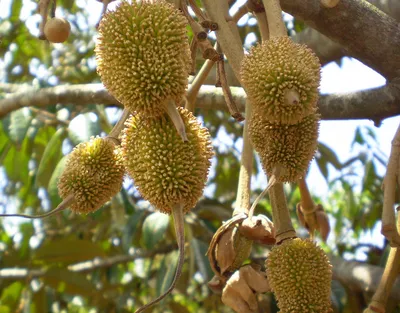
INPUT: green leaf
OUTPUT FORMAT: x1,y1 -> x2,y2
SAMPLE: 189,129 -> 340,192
0,282 -> 23,312
318,142 -> 342,170
6,108 -> 32,147
156,251 -> 178,302
122,210 -> 146,253
316,156 -> 329,180
34,238 -> 106,264
35,128 -> 67,188
141,212 -> 170,249
30,288 -> 46,313
42,267 -> 95,297
47,155 -> 68,208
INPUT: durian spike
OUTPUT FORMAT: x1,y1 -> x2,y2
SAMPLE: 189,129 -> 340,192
166,100 -> 188,142
135,203 -> 186,313
248,166 -> 281,218
107,108 -> 130,143
0,194 -> 75,219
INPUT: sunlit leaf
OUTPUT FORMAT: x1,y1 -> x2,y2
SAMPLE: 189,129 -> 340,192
0,282 -> 24,312
141,212 -> 170,249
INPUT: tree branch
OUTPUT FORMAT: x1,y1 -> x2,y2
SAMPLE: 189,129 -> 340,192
1,83 -> 400,121
0,244 -> 176,279
280,0 -> 400,80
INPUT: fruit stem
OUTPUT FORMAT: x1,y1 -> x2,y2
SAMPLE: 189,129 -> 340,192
38,0 -> 51,40
233,100 -> 253,216
107,108 -> 130,143
134,203 -> 185,313
262,0 -> 287,38
268,183 -> 296,243
254,11 -> 269,42
0,194 -> 75,219
166,100 -> 188,142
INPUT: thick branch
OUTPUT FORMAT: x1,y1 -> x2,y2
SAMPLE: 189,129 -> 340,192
0,244 -> 176,279
1,83 -> 400,121
280,0 -> 400,80
330,255 -> 400,302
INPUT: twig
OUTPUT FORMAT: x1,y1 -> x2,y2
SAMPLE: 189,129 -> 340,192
186,49 -> 216,111
188,0 -> 207,21
107,108 -> 130,143
216,54 -> 244,121
96,0 -> 111,29
365,247 -> 400,313
232,3 -> 249,23
381,123 -> 400,246
181,1 -> 208,41
297,177 -> 318,237
189,37 -> 198,75
38,0 -> 51,39
254,11 -> 269,41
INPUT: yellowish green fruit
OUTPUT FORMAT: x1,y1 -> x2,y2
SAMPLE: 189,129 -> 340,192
121,108 -> 213,213
95,0 -> 191,117
249,112 -> 320,183
266,238 -> 332,313
44,18 -> 71,43
241,37 -> 320,124
58,137 -> 125,214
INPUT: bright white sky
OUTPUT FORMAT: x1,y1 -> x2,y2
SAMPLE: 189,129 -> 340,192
0,0 -> 397,259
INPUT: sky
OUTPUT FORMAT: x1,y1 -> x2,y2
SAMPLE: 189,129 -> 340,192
0,0 -> 398,259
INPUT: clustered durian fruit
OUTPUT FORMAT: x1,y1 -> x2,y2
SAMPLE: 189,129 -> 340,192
241,36 -> 321,183
58,137 -> 125,214
95,0 -> 191,117
121,107 -> 213,214
266,238 -> 332,313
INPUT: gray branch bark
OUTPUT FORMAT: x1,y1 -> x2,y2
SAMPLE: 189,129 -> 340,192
280,0 -> 400,80
1,83 -> 400,121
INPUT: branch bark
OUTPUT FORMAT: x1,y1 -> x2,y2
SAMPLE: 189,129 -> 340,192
1,83 -> 400,121
280,0 -> 400,80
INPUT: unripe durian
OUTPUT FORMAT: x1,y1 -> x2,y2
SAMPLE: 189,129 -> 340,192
241,37 -> 321,124
44,18 -> 71,43
266,238 -> 332,313
95,0 -> 191,117
58,137 -> 125,214
249,112 -> 320,183
121,108 -> 213,213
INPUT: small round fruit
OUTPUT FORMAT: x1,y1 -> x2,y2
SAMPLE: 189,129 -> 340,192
58,137 -> 125,214
44,18 -> 71,43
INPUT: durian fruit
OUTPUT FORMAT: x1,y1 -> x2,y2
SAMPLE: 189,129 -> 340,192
241,36 -> 321,125
121,107 -> 213,213
249,112 -> 320,183
58,137 -> 125,214
266,238 -> 333,313
95,0 -> 191,118
121,107 -> 213,312
44,18 -> 71,43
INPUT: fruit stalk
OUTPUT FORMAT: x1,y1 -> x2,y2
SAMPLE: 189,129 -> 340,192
268,183 -> 296,243
166,100 -> 188,142
0,194 -> 74,219
261,0 -> 286,38
298,177 -> 318,235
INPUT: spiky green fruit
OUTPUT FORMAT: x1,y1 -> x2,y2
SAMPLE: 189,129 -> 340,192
121,108 -> 213,214
241,37 -> 321,124
58,137 -> 125,214
266,238 -> 332,313
249,112 -> 320,182
95,0 -> 191,117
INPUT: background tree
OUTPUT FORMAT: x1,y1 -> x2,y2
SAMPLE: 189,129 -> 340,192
0,0 -> 399,312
